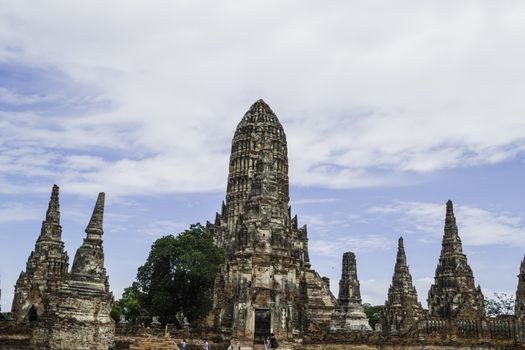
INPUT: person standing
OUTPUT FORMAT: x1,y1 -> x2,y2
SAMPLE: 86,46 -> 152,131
264,336 -> 270,350
203,338 -> 209,350
181,339 -> 187,350
270,333 -> 278,349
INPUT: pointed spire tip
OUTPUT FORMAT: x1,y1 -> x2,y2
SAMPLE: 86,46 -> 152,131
85,192 -> 105,237
446,200 -> 455,216
45,184 -> 61,224
248,99 -> 275,116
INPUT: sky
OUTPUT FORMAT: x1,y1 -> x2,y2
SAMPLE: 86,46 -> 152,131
1,1 -> 525,312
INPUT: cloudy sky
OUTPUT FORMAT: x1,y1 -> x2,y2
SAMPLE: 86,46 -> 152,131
1,1 -> 525,311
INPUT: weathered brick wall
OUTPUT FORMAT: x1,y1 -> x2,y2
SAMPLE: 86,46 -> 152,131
304,345 -> 524,350
0,322 -> 31,350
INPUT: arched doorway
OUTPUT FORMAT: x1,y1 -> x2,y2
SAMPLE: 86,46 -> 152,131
27,305 -> 38,322
254,309 -> 271,343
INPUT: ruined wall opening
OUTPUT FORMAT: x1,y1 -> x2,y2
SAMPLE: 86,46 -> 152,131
27,305 -> 38,323
254,309 -> 271,343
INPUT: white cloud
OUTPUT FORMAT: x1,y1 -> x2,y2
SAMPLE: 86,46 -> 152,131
0,202 -> 42,222
0,87 -> 57,105
361,279 -> 390,305
360,277 -> 433,307
291,198 -> 337,205
138,220 -> 189,237
310,235 -> 393,258
1,1 -> 525,194
368,201 -> 525,247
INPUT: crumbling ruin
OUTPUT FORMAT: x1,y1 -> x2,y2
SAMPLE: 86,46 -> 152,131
329,252 -> 371,333
209,100 -> 336,346
380,237 -> 423,335
32,192 -> 114,349
5,187 -> 114,349
2,100 -> 525,350
11,185 -> 69,324
427,200 -> 485,319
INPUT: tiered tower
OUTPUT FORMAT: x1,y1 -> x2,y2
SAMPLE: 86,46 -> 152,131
33,193 -> 114,350
11,185 -> 69,323
427,200 -> 485,319
515,256 -> 525,320
381,237 -> 423,335
210,100 -> 335,345
329,252 -> 371,332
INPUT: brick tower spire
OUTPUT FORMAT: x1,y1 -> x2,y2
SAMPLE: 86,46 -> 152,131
381,237 -> 423,334
215,99 -> 289,250
428,200 -> 485,319
329,252 -> 371,332
11,185 -> 69,323
210,100 -> 335,346
515,255 -> 525,320
71,192 -> 107,280
33,192 -> 114,349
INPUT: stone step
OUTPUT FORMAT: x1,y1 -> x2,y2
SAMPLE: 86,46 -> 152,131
129,336 -> 180,350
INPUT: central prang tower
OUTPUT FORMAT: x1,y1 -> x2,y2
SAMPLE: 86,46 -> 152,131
210,100 -> 335,346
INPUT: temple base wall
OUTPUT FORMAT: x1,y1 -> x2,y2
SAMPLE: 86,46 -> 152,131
31,318 -> 114,350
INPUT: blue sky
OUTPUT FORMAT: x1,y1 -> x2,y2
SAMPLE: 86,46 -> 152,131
1,1 -> 525,311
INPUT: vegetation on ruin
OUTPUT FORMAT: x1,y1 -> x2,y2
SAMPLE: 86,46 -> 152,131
362,303 -> 383,329
112,223 -> 224,324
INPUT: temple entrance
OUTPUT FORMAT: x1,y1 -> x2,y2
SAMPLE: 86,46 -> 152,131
254,309 -> 271,344
27,305 -> 38,322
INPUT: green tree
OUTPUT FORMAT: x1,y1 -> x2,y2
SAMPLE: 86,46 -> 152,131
136,223 -> 224,324
111,282 -> 144,323
363,303 -> 384,329
485,292 -> 515,317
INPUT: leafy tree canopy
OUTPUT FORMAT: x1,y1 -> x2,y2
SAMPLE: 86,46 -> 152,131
111,282 -> 144,323
363,303 -> 384,329
134,223 -> 224,324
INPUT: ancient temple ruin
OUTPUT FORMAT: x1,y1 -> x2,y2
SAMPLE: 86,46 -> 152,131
329,252 -> 371,333
32,192 -> 114,349
3,101 -> 525,350
427,200 -> 485,319
209,100 -> 336,346
11,185 -> 69,323
380,237 -> 423,335
516,255 -> 525,320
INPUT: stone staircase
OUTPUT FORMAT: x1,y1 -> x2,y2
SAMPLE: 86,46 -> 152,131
129,335 -> 180,350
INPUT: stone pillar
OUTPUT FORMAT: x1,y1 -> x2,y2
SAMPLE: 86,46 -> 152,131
329,252 -> 371,332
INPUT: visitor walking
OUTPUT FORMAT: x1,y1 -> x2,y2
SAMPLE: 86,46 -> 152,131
264,336 -> 270,350
270,333 -> 278,349
203,338 -> 209,350
181,339 -> 187,350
